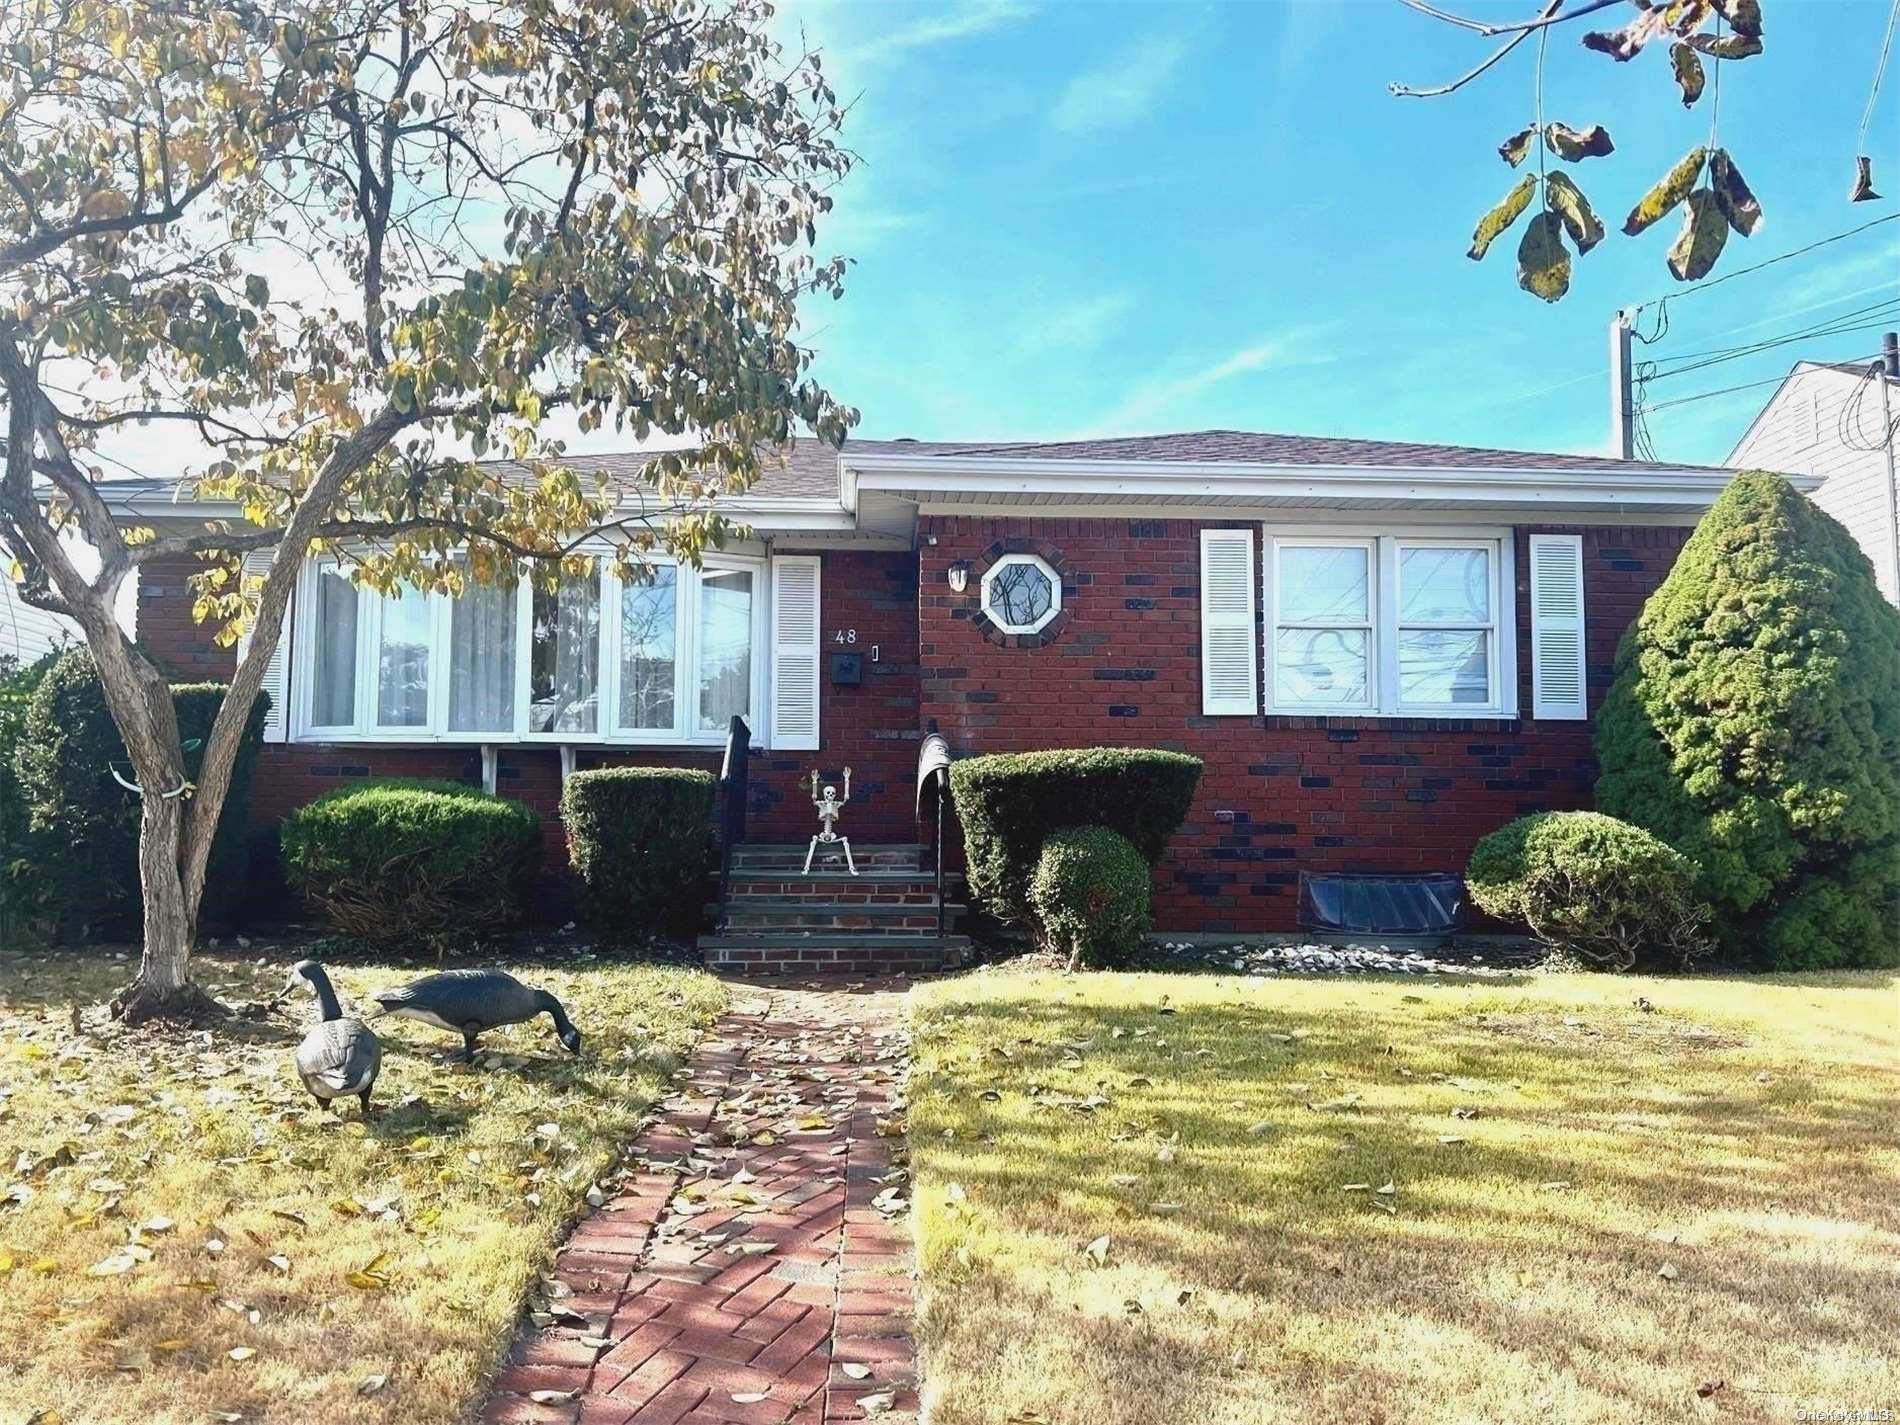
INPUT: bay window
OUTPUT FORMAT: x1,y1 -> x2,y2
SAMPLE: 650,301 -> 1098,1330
374,586 -> 431,728
617,567 -> 677,732
295,553 -> 772,745
696,568 -> 753,734
1263,530 -> 1513,717
530,574 -> 601,735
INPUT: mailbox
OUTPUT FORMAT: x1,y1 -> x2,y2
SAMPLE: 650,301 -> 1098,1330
829,651 -> 863,686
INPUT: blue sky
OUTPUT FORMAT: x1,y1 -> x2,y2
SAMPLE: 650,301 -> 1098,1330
778,0 -> 1900,464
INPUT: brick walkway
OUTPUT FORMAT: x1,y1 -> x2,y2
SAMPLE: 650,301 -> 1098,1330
484,978 -> 917,1425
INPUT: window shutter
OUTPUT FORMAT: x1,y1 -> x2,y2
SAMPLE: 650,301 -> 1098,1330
1199,529 -> 1257,716
235,549 -> 291,743
1529,534 -> 1587,720
769,554 -> 821,750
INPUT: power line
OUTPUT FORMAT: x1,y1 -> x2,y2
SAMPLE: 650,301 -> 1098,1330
1860,0 -> 1900,158
1628,212 -> 1900,310
1637,352 -> 1887,415
1643,301 -> 1900,384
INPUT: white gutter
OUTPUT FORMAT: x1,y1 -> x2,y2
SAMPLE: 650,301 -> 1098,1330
839,452 -> 1810,512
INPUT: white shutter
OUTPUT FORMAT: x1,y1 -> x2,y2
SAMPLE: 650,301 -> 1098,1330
769,554 -> 821,750
1529,534 -> 1587,720
235,549 -> 290,743
1199,529 -> 1258,716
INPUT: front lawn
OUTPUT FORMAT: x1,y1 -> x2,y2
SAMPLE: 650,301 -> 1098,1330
0,945 -> 723,1425
909,968 -> 1899,1425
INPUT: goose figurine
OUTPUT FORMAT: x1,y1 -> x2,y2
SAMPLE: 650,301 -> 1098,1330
280,960 -> 383,1117
369,969 -> 581,1064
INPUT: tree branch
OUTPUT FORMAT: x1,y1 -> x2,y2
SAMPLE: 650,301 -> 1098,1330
1394,0 -> 1626,39
1391,0 -> 1562,96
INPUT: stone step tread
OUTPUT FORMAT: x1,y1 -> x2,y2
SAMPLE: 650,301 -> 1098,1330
730,843 -> 928,853
698,932 -> 973,951
726,868 -> 957,884
719,898 -> 963,916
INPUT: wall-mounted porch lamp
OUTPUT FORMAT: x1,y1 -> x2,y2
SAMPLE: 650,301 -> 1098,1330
946,559 -> 972,594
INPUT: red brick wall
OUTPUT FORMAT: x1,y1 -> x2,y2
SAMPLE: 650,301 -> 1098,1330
918,517 -> 1689,933
139,556 -> 237,682
138,548 -> 924,879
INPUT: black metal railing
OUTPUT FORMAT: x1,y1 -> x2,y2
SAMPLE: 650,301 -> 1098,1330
715,714 -> 751,926
916,723 -> 952,936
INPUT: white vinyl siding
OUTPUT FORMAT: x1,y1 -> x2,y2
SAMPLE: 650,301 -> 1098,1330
291,552 -> 773,747
769,554 -> 822,749
1199,529 -> 1258,715
1730,363 -> 1900,605
1528,534 -> 1587,720
1262,526 -> 1517,719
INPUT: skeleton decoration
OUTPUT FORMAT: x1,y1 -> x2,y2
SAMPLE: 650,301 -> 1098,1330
804,766 -> 856,876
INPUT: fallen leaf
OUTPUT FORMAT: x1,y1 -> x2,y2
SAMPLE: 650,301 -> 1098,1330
1082,1234 -> 1110,1266
1658,1262 -> 1681,1281
731,1392 -> 770,1404
227,1346 -> 257,1362
840,1362 -> 873,1380
358,1374 -> 389,1396
529,1389 -> 578,1405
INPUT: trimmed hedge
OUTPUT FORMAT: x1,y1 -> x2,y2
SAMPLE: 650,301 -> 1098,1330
1466,811 -> 1709,971
1029,825 -> 1152,970
948,747 -> 1202,923
11,647 -> 266,938
280,778 -> 541,950
562,766 -> 716,941
1595,471 -> 1900,969
0,650 -> 60,943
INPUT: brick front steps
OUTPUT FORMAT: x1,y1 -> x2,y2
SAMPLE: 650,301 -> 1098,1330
701,845 -> 969,974
483,979 -> 918,1425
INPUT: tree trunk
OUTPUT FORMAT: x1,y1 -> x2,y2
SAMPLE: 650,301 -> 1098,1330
113,786 -> 218,1022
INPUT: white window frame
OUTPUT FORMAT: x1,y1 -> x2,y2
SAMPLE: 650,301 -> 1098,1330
290,549 -> 771,748
1262,526 -> 1517,718
979,553 -> 1061,634
1266,535 -> 1377,715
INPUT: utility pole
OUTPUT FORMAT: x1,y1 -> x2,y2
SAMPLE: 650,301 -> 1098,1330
1610,310 -> 1634,460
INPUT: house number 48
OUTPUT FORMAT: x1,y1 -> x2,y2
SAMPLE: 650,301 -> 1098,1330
833,629 -> 857,644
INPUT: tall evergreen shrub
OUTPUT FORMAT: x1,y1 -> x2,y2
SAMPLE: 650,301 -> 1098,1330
12,648 -> 267,937
1594,471 -> 1900,969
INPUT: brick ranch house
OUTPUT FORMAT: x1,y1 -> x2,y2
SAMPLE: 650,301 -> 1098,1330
109,431 -> 1810,955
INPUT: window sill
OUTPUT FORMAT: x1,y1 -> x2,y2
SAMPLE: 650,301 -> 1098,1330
287,732 -> 737,750
1254,711 -> 1524,733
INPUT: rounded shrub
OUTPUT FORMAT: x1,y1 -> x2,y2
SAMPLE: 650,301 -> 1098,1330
1466,811 -> 1709,971
1595,471 -> 1900,970
562,766 -> 716,942
1029,825 -> 1153,970
11,647 -> 267,938
948,748 -> 1202,924
279,778 -> 541,951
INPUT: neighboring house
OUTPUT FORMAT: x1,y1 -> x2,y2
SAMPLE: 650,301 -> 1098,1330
0,573 -> 75,666
102,431 -> 1802,956
1728,353 -> 1900,605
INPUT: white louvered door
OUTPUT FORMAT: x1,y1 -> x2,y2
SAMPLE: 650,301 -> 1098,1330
769,554 -> 822,749
1528,534 -> 1587,720
1199,529 -> 1258,716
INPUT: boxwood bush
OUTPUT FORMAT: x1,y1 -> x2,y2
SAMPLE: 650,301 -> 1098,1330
1466,811 -> 1709,971
948,747 -> 1202,923
562,766 -> 715,941
1595,471 -> 1900,969
279,778 -> 541,951
11,647 -> 266,938
1029,825 -> 1152,970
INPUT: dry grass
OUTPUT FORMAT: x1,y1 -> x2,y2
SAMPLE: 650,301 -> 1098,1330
909,967 -> 1900,1425
0,944 -> 723,1425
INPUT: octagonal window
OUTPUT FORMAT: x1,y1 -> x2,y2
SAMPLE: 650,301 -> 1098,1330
981,554 -> 1061,635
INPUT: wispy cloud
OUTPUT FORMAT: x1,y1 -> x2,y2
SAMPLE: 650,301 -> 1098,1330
1097,328 -> 1337,432
1016,291 -> 1137,354
1052,36 -> 1188,135
839,0 -> 1034,66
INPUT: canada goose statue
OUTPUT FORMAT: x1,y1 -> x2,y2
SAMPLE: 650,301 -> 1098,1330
280,960 -> 383,1117
369,969 -> 581,1064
